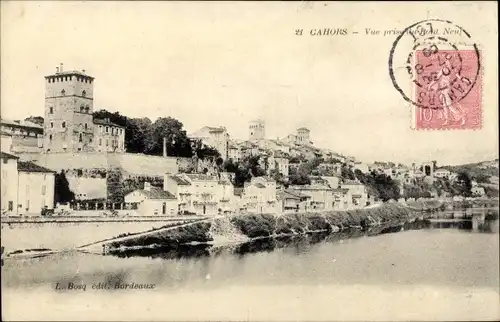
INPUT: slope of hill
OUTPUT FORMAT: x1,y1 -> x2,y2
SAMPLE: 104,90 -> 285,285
442,159 -> 499,183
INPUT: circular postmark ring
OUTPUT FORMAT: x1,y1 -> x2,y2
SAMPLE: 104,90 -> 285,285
389,19 -> 481,110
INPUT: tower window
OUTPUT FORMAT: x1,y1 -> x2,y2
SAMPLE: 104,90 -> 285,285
84,123 -> 87,130
82,90 -> 86,97
49,135 -> 52,141
106,139 -> 108,146
61,89 -> 66,96
79,133 -> 83,142
99,138 -> 102,146
62,122 -> 66,128
85,105 -> 90,113
80,105 -> 84,112
50,122 -> 53,128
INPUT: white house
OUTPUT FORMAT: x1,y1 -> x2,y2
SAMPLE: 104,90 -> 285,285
471,186 -> 486,197
124,182 -> 178,216
243,177 -> 278,214
189,126 -> 230,160
289,184 -> 334,212
164,173 -> 226,216
276,189 -> 310,213
434,168 -> 452,179
340,180 -> 368,209
1,151 -> 19,216
17,161 -> 56,216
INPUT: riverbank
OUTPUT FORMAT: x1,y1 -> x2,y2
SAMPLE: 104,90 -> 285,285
104,203 -> 432,252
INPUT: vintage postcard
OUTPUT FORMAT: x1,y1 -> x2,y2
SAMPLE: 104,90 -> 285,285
1,1 -> 498,321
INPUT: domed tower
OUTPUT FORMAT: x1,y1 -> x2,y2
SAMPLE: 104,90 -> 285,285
44,63 -> 95,152
249,119 -> 265,141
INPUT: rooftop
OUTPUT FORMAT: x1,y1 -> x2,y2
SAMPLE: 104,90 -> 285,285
0,151 -> 19,160
93,118 -> 125,128
1,119 -> 43,130
138,186 -> 176,200
169,175 -> 191,186
184,173 -> 218,181
17,161 -> 55,173
45,70 -> 94,79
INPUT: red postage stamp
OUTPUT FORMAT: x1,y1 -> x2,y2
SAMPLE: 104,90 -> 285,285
413,49 -> 482,130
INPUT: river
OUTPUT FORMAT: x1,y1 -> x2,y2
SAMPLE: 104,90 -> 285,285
1,211 -> 499,321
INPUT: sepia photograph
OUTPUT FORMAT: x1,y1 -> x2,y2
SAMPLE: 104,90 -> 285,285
1,1 -> 499,321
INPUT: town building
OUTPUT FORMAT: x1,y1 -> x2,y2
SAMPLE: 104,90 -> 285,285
124,182 -> 178,216
340,180 -> 368,208
433,168 -> 452,179
353,162 -> 369,173
249,119 -> 266,141
1,152 -> 20,216
17,161 -> 56,216
94,118 -> 126,153
471,186 -> 486,197
266,151 -> 290,178
1,152 -> 56,216
0,119 -> 43,153
228,142 -> 242,162
189,126 -> 230,160
276,189 -> 310,213
164,173 -> 228,216
289,184 -> 334,212
331,188 -> 352,210
242,176 -> 278,214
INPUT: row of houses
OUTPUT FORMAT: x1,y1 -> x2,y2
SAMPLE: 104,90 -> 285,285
123,172 -> 370,216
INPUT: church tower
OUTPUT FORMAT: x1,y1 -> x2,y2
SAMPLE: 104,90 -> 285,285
44,63 -> 95,152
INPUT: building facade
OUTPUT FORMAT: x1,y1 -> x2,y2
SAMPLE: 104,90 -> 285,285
189,126 -> 230,160
249,119 -> 265,141
94,118 -> 126,153
1,152 -> 19,216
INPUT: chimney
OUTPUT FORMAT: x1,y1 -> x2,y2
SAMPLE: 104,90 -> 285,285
60,63 -> 64,73
56,66 -> 60,74
163,137 -> 167,158
144,182 -> 151,192
82,69 -> 86,73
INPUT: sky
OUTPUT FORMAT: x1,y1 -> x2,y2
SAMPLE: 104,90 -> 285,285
1,1 -> 498,166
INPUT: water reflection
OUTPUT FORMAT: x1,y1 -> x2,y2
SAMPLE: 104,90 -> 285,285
105,216 -> 498,261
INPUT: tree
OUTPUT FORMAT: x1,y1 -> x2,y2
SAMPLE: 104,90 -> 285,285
454,171 -> 472,197
126,117 -> 152,153
54,171 -> 75,204
25,116 -> 44,126
147,117 -> 193,157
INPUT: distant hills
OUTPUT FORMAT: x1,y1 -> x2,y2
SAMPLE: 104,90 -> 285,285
442,159 -> 499,183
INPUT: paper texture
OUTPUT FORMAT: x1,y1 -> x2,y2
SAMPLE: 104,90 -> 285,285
1,1 -> 498,321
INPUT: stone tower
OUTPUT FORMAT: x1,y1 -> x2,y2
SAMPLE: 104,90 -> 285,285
296,127 -> 310,145
249,119 -> 265,141
44,63 -> 95,152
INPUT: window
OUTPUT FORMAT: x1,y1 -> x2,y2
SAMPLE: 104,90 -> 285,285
42,185 -> 46,195
2,159 -> 7,164
49,107 -> 53,114
80,105 -> 85,112
62,122 -> 66,128
111,128 -> 114,135
85,105 -> 90,113
106,139 -> 108,146
49,135 -> 52,141
61,89 -> 65,96
82,90 -> 86,97
8,201 -> 13,211
50,121 -> 54,128
89,138 -> 93,143
84,123 -> 88,130
79,133 -> 83,142
106,127 -> 109,133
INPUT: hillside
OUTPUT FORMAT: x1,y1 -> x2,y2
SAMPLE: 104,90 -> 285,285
441,159 -> 499,183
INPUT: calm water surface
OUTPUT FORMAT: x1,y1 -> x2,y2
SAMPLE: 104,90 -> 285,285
2,211 -> 499,321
